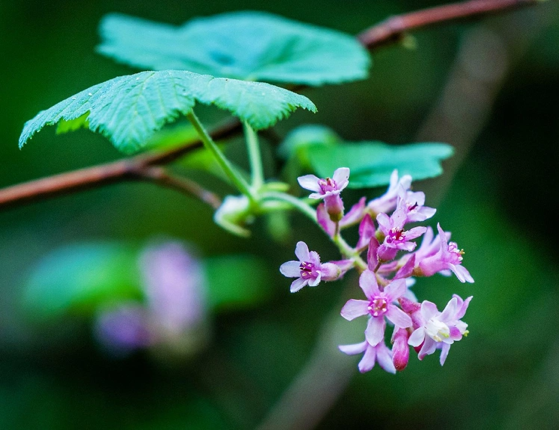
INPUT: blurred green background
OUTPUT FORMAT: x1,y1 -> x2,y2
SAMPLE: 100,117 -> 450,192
1,0 -> 559,429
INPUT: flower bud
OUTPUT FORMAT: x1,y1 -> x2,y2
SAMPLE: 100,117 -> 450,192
324,194 -> 344,222
214,195 -> 254,237
392,328 -> 410,371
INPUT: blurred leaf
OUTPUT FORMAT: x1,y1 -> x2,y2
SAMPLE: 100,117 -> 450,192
203,255 -> 271,311
23,243 -> 142,320
19,71 -> 316,154
307,141 -> 454,188
278,124 -> 340,160
143,122 -> 198,151
98,11 -> 371,85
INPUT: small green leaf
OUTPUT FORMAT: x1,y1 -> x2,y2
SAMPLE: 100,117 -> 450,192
307,141 -> 454,188
19,70 -> 316,154
203,255 -> 271,311
22,243 -> 142,320
278,124 -> 341,160
98,11 -> 371,86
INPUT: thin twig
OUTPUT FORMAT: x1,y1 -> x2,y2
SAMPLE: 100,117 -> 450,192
138,166 -> 222,209
358,0 -> 542,49
0,0 -> 542,210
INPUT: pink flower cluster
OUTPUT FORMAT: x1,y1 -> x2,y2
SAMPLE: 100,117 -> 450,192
280,168 -> 473,373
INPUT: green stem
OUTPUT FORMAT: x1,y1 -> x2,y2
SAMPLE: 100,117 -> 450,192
186,111 -> 256,204
243,122 -> 264,190
261,191 -> 368,271
333,233 -> 367,272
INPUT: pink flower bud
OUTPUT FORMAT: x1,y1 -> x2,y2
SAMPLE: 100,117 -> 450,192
392,327 -> 410,371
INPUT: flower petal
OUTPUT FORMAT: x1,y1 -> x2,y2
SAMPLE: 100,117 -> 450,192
308,192 -> 325,200
437,223 -> 450,250
279,261 -> 301,278
384,278 -> 408,302
408,327 -> 425,347
418,337 -> 437,360
333,167 -> 350,190
376,212 -> 391,232
376,342 -> 396,374
367,238 -> 379,271
439,343 -> 451,366
394,254 -> 416,280
450,264 -> 474,283
338,341 -> 367,355
297,174 -> 321,192
386,305 -> 412,328
359,270 -> 380,299
358,343 -> 377,373
309,250 -> 321,266
405,226 -> 427,240
340,197 -> 366,228
317,203 -> 336,237
308,272 -> 321,287
454,295 -> 473,319
440,297 -> 458,322
421,301 -> 439,321
340,299 -> 369,321
290,278 -> 308,293
356,214 -> 376,250
365,316 -> 386,346
294,241 -> 310,262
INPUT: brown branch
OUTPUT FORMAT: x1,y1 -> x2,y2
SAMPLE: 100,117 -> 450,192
0,0 -> 542,210
0,117 -> 238,209
358,0 -> 542,49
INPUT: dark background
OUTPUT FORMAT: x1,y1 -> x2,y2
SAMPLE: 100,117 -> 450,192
1,0 -> 559,428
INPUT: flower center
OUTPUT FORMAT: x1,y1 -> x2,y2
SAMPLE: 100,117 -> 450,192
448,242 -> 464,264
318,177 -> 337,194
299,261 -> 317,279
367,297 -> 388,317
425,317 -> 450,342
386,228 -> 405,244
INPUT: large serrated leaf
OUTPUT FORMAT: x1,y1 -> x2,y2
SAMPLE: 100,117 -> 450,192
97,11 -> 371,86
307,141 -> 454,188
19,70 -> 316,154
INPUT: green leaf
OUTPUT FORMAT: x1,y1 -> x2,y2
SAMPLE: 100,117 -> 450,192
19,70 -> 316,154
97,11 -> 371,86
203,255 -> 271,311
278,124 -> 341,160
142,122 -> 199,151
22,243 -> 142,320
307,141 -> 454,188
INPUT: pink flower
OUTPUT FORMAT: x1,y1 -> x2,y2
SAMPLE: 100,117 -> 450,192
408,295 -> 472,365
376,207 -> 427,261
339,338 -> 396,374
419,224 -> 474,283
298,168 -> 350,221
397,188 -> 436,223
367,170 -> 412,215
297,167 -> 350,199
341,270 -> 412,346
280,241 -> 341,293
